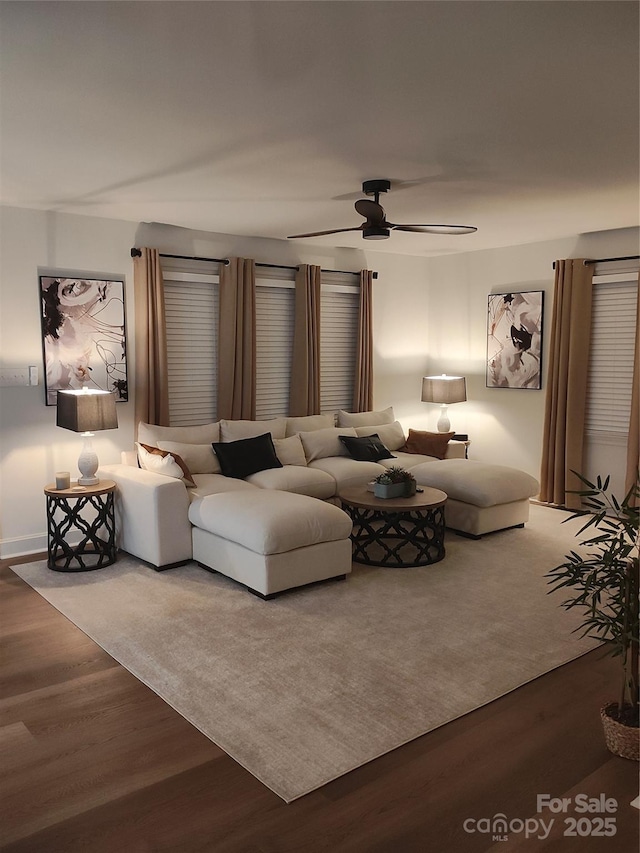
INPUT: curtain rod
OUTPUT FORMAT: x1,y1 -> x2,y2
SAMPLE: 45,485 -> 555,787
583,254 -> 639,266
552,255 -> 640,269
130,248 -> 378,279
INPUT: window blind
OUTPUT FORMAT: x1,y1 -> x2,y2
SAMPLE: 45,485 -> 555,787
255,278 -> 295,419
320,279 -> 359,413
585,278 -> 638,442
161,260 -> 361,423
163,263 -> 219,426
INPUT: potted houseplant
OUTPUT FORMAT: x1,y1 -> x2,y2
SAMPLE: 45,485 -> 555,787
545,473 -> 639,760
373,467 -> 417,499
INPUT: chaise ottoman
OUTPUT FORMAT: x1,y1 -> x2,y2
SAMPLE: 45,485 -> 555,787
189,490 -> 353,598
410,459 -> 539,538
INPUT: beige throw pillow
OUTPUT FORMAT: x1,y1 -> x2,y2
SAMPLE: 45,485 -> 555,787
299,427 -> 358,462
138,421 -> 220,446
157,441 -> 221,474
220,417 -> 287,442
273,435 -> 308,466
285,413 -> 335,436
355,421 -> 406,451
336,406 -> 395,427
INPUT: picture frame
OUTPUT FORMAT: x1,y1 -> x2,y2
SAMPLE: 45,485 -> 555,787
39,275 -> 128,406
486,290 -> 544,389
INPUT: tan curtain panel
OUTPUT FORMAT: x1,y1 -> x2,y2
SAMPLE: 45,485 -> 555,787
539,259 -> 593,509
133,248 -> 170,430
289,264 -> 321,416
353,269 -> 374,412
218,258 -> 256,420
625,272 -> 640,502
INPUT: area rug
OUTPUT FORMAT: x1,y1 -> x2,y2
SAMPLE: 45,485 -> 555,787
12,504 -> 596,802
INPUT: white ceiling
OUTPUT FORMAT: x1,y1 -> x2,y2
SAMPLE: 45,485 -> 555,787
1,1 -> 638,257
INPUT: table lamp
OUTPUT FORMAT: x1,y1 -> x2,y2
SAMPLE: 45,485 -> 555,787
56,389 -> 118,485
421,374 -> 467,432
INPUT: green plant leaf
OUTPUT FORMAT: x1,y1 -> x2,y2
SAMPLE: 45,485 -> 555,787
570,470 -> 597,489
547,471 -> 640,714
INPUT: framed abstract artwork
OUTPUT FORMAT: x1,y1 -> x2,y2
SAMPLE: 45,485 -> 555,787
40,275 -> 128,405
486,290 -> 544,389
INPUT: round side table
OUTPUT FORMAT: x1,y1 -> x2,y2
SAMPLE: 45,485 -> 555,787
44,479 -> 117,571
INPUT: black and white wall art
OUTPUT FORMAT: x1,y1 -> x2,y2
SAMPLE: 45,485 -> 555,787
486,291 -> 544,389
40,275 -> 128,405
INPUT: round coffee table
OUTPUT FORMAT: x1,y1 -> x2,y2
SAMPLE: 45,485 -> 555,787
339,485 -> 448,568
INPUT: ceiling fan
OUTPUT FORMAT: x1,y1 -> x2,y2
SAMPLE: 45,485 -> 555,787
288,179 -> 477,241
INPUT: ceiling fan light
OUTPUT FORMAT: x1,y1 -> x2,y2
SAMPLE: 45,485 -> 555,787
363,225 -> 390,240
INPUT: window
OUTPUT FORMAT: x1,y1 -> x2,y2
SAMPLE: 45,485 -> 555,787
255,274 -> 295,419
320,275 -> 359,413
162,259 -> 219,426
162,260 -> 361,423
255,270 -> 361,417
585,276 -> 637,440
584,273 -> 638,495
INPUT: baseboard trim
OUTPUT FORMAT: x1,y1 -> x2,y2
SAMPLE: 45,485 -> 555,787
0,533 -> 48,560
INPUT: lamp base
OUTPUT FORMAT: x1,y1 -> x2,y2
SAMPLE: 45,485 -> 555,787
436,405 -> 451,433
78,434 -> 100,486
78,475 -> 100,486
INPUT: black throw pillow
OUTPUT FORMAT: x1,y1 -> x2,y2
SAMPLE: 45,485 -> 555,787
338,434 -> 395,463
212,433 -> 283,479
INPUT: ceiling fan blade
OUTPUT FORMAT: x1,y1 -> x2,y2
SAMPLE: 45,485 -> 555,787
290,179 -> 477,239
390,224 -> 477,235
287,226 -> 363,239
355,198 -> 385,221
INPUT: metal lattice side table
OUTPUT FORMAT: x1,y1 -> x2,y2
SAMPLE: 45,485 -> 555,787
339,485 -> 448,568
44,480 -> 117,571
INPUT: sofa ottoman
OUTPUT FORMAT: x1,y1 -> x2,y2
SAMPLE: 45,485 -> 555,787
410,459 -> 540,538
189,490 -> 353,598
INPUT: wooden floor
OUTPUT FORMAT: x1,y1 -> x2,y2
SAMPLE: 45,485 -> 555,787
1,554 -> 638,853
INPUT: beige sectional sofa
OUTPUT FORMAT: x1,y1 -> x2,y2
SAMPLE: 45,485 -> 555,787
98,408 -> 539,594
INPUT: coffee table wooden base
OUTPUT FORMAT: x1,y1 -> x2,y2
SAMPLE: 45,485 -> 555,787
339,486 -> 447,568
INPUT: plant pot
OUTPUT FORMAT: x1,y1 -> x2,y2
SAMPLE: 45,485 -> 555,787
600,703 -> 639,761
374,482 -> 407,499
373,480 -> 416,499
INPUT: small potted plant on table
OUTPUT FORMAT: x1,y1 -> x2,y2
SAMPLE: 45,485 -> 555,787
373,467 -> 417,499
545,473 -> 639,760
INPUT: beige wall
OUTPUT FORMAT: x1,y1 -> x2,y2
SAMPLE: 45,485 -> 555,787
0,208 -> 139,557
1,205 -> 637,556
421,228 -> 639,477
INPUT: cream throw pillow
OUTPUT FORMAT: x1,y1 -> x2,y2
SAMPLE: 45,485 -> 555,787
299,427 -> 358,462
157,441 -> 221,474
273,435 -> 308,466
336,406 -> 394,427
136,442 -> 193,484
220,417 -> 287,441
285,413 -> 335,436
138,421 -> 220,446
355,420 -> 406,451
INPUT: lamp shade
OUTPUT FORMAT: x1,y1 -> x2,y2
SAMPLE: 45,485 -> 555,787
421,375 -> 467,405
56,390 -> 118,433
